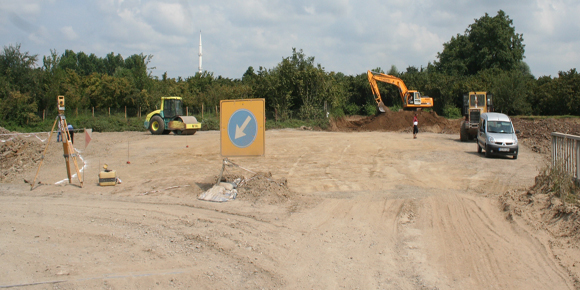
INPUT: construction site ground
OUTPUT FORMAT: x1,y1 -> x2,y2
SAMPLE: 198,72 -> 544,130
1,111 -> 580,289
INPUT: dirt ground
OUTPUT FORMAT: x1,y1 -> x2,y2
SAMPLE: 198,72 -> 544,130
1,113 -> 580,289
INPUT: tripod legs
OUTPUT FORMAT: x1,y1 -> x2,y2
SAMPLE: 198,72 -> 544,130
30,115 -> 83,190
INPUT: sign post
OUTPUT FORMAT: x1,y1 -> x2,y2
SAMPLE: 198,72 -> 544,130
220,99 -> 265,156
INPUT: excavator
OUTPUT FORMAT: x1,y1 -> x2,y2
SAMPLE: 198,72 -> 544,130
367,70 -> 433,112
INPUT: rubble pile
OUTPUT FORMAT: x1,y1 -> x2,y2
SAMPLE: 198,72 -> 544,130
218,172 -> 292,204
0,127 -> 46,182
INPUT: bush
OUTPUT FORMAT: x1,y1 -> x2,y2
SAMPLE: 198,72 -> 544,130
65,114 -> 145,132
389,105 -> 402,112
345,103 -> 360,115
443,104 -> 462,119
329,107 -> 345,118
533,164 -> 580,205
298,103 -> 324,120
0,113 -> 147,133
201,117 -> 219,131
363,102 -> 378,116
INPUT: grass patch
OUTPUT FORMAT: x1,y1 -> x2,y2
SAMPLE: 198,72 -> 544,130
1,114 -> 145,133
2,112 -> 330,133
533,164 -> 580,205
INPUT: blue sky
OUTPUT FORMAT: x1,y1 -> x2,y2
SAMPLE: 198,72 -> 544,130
1,0 -> 578,79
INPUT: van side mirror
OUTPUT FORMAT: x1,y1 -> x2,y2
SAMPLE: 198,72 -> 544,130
515,130 -> 521,134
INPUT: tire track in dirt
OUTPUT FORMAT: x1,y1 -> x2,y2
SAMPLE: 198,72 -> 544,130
417,191 -> 574,289
392,198 -> 444,289
0,194 -> 288,289
2,129 -> 574,289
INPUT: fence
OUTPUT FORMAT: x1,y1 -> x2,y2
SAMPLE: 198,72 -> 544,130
35,102 -> 335,122
36,105 -> 215,121
551,132 -> 580,184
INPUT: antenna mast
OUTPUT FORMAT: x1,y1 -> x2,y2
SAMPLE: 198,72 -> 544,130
198,30 -> 202,74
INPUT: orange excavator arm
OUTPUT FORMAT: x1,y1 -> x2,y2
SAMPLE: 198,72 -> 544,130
367,70 -> 433,112
368,71 -> 387,113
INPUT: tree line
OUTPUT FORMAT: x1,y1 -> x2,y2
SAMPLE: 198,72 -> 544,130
0,10 -> 578,128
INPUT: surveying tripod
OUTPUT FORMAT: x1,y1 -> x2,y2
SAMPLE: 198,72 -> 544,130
30,96 -> 83,190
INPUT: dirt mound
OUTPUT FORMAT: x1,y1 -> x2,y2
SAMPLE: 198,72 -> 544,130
500,164 -> 580,246
514,118 -> 580,155
329,113 -> 580,156
329,111 -> 461,134
219,172 -> 292,204
0,127 -> 46,182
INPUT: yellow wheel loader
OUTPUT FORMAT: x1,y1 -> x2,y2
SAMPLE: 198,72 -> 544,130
144,97 -> 201,135
460,92 -> 493,141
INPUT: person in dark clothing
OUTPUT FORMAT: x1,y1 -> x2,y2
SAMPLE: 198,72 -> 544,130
57,122 -> 62,142
67,124 -> 74,144
412,114 -> 418,139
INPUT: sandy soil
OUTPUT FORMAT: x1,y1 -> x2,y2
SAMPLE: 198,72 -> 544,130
1,125 -> 579,289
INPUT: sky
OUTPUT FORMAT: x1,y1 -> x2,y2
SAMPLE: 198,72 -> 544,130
1,0 -> 578,80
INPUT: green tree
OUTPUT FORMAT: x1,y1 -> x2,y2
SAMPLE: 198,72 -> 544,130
61,69 -> 85,110
85,73 -> 132,109
41,49 -> 66,112
124,53 -> 154,91
104,52 -> 125,76
485,68 -> 533,115
58,49 -> 78,73
531,69 -> 580,115
435,10 -> 525,76
242,66 -> 257,83
0,44 -> 41,126
0,91 -> 39,126
0,43 -> 39,97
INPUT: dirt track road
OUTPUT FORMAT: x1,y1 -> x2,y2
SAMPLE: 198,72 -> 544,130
1,129 -> 576,289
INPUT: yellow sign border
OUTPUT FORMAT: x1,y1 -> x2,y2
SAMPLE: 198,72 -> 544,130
220,99 -> 265,157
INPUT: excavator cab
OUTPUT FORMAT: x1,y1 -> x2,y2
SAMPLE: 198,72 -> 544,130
409,92 -> 422,106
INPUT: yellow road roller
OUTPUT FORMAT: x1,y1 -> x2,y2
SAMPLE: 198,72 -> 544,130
144,96 -> 201,135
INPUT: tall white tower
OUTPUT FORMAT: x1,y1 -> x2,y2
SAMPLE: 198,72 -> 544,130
198,30 -> 202,74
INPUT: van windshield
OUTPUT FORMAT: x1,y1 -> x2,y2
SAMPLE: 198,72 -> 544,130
487,121 -> 513,134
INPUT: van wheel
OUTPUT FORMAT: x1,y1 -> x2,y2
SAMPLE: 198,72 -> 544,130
485,144 -> 491,158
477,143 -> 482,153
513,153 -> 518,160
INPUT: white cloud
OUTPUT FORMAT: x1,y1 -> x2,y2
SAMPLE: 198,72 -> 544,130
28,26 -> 49,45
0,1 -> 42,15
142,2 -> 192,34
61,26 -> 78,40
0,0 -> 578,79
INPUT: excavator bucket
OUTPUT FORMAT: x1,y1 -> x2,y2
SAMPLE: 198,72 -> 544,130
378,102 -> 387,113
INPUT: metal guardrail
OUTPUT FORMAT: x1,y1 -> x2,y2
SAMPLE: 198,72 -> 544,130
551,132 -> 580,183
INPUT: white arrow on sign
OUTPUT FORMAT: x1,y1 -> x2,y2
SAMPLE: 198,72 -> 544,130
235,116 -> 252,139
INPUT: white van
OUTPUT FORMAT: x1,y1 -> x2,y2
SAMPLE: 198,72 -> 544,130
476,113 -> 519,159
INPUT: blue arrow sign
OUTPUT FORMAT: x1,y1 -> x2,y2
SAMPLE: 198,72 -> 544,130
227,109 -> 257,148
